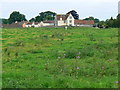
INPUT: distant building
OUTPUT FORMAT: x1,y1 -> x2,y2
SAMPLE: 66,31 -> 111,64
2,12 -> 95,28
42,20 -> 55,26
55,13 -> 75,26
55,13 -> 94,27
2,21 -> 28,28
24,20 -> 55,27
74,20 -> 94,27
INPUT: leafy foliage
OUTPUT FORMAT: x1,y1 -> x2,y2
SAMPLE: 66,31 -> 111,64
67,10 -> 79,19
29,11 -> 56,22
8,11 -> 27,24
98,14 -> 120,28
84,16 -> 100,23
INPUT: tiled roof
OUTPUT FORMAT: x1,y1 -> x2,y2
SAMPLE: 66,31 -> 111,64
3,23 -> 23,28
56,15 -> 66,20
56,13 -> 73,20
43,20 -> 54,23
74,20 -> 94,25
26,22 -> 32,25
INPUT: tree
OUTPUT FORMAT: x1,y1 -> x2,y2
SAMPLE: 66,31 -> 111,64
29,11 -> 56,22
35,16 -> 42,22
84,16 -> 100,23
117,14 -> 120,28
67,10 -> 79,19
39,11 -> 56,21
8,11 -> 27,24
1,18 -> 9,24
103,15 -> 120,28
117,14 -> 120,20
29,18 -> 35,22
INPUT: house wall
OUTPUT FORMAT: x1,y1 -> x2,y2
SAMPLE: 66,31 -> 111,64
75,24 -> 93,27
25,25 -> 32,27
34,25 -> 39,27
22,23 -> 26,28
57,20 -> 66,26
66,14 -> 75,26
43,23 -> 54,26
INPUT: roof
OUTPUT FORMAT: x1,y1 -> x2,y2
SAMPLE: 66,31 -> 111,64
43,20 -> 54,23
3,23 -> 23,28
26,22 -> 39,25
56,13 -> 71,20
56,14 -> 66,20
26,22 -> 32,25
74,20 -> 94,25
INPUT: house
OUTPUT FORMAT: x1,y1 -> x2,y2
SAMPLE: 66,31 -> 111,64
2,21 -> 28,28
41,20 -> 55,26
55,13 -> 75,26
25,22 -> 41,27
24,20 -> 55,27
55,13 -> 94,27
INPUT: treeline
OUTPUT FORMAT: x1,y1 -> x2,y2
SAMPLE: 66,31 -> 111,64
1,11 -> 56,24
1,10 -> 120,28
1,10 -> 79,24
98,14 -> 120,28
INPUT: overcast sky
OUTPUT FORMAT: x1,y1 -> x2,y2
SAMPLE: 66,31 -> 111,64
0,0 -> 119,21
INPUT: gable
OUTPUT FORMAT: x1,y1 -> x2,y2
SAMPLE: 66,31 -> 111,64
56,14 -> 66,20
66,13 -> 74,20
56,13 -> 75,20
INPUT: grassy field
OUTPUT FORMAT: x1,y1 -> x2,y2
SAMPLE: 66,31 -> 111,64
2,27 -> 118,88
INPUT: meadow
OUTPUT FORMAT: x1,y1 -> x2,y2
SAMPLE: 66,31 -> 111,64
2,27 -> 118,88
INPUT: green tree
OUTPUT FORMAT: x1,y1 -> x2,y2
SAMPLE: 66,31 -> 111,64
35,16 -> 42,22
1,19 -> 9,24
117,14 -> 120,28
67,10 -> 79,19
39,11 -> 56,21
8,11 -> 27,24
29,18 -> 35,22
84,16 -> 99,23
29,11 -> 56,22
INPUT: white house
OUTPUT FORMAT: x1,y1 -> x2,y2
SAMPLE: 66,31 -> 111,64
25,22 -> 32,27
42,21 -> 55,26
55,13 -> 94,27
55,13 -> 75,26
24,20 -> 55,27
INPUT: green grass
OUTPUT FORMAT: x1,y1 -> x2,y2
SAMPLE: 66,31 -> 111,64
2,27 -> 118,88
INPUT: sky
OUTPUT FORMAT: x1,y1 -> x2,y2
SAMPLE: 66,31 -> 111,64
0,0 -> 119,21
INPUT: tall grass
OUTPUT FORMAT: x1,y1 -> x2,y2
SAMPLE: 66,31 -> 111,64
2,27 -> 118,88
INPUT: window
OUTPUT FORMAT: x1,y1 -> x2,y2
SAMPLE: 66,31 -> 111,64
69,16 -> 72,19
69,20 -> 72,23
